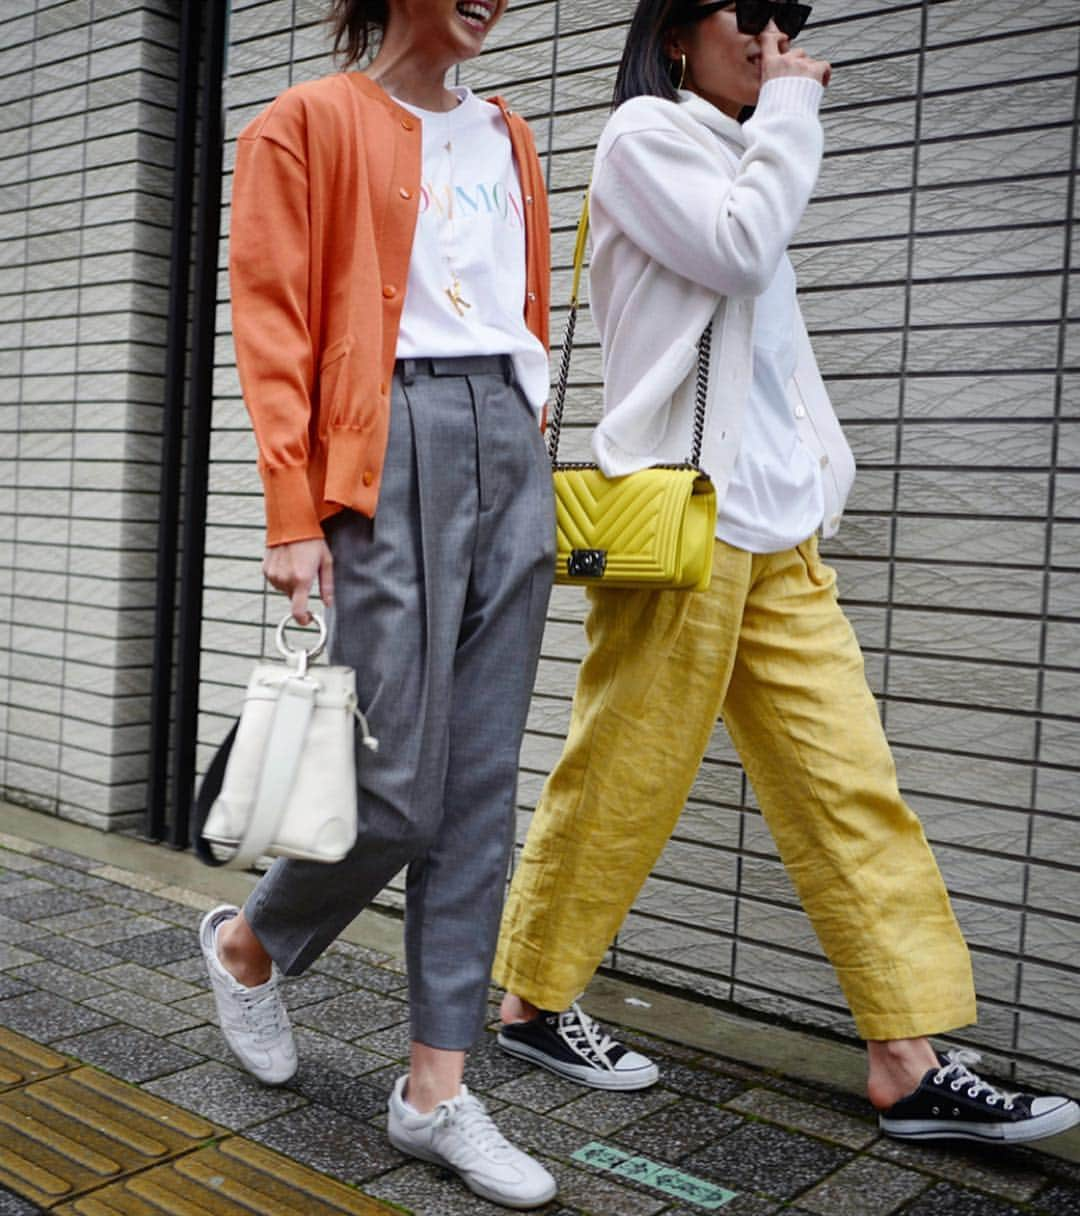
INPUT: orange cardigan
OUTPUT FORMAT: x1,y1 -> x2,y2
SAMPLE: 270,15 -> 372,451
230,73 -> 551,546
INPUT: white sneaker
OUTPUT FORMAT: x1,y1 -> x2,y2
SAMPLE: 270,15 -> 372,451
387,1075 -> 557,1210
199,904 -> 297,1085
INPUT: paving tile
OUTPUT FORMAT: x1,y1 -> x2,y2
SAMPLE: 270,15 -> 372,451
0,851 -> 44,872
166,955 -> 212,987
484,1104 -> 600,1159
490,1066 -> 587,1111
366,1161 -> 519,1215
545,1156 -> 667,1215
663,1199 -> 780,1216
549,1085 -> 679,1135
724,1087 -> 879,1149
653,1059 -> 749,1104
6,961 -> 112,1002
312,950 -> 410,993
682,1121 -> 853,1201
1034,1182 -> 1080,1214
463,1031 -> 535,1094
293,990 -> 411,1039
86,863 -> 165,891
0,976 -> 33,1001
67,913 -> 171,946
797,1154 -> 929,1214
613,1096 -> 743,1161
0,990 -> 116,1042
28,846 -> 99,872
245,1101 -> 403,1180
361,1018 -> 415,1060
0,1028 -> 75,1090
0,913 -> 49,944
54,1024 -> 203,1083
169,991 -> 217,1022
99,926 -> 203,965
144,1059 -> 308,1130
285,1064 -> 388,1121
14,862 -> 113,894
870,1137 -> 1047,1202
0,878 -> 54,903
35,906 -> 136,934
0,1183 -> 42,1215
94,962 -> 202,1004
9,933 -> 120,973
291,1026 -> 393,1077
0,889 -> 103,922
0,944 -> 41,971
280,970 -> 352,1009
901,1181 -> 1030,1215
92,884 -> 185,918
83,988 -> 207,1035
152,884 -> 219,912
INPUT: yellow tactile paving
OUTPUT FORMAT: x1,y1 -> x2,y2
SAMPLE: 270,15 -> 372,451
0,1028 -> 75,1092
0,1066 -> 220,1208
55,1139 -> 399,1214
0,1029 -> 399,1214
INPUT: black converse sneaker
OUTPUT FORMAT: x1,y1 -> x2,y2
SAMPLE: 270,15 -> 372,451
497,1002 -> 659,1091
879,1048 -> 1080,1144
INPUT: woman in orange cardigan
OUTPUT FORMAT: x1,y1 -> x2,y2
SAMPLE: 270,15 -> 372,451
197,2 -> 557,1207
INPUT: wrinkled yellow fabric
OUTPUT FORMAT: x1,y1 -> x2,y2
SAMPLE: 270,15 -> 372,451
494,536 -> 976,1041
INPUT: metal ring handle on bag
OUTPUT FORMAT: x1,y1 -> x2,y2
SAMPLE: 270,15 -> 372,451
275,613 -> 327,667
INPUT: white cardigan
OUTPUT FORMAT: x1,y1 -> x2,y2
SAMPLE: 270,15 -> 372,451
588,77 -> 856,538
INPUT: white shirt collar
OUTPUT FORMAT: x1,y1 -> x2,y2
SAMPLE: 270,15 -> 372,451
676,89 -> 748,148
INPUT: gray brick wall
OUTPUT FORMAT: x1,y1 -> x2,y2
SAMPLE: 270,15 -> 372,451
0,0 -> 176,829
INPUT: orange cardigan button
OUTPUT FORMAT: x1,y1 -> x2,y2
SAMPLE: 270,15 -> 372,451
401,119 -> 414,131
362,470 -> 374,487
399,187 -> 412,200
382,285 -> 397,299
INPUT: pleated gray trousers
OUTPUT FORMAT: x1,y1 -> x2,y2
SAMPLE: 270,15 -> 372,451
245,355 -> 555,1050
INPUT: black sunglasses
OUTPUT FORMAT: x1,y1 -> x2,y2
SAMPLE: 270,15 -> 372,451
673,0 -> 812,40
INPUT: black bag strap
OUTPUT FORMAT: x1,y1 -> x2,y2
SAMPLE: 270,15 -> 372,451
546,194 -> 713,470
190,720 -> 239,867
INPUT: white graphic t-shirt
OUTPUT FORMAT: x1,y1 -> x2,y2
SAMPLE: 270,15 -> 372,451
394,87 -> 549,412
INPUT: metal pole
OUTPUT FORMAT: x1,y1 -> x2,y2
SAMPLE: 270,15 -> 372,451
170,0 -> 228,848
145,0 -> 201,841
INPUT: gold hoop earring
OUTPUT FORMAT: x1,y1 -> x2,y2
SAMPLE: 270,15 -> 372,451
676,52 -> 687,90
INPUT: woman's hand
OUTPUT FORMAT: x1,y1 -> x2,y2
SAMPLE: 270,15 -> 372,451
759,26 -> 831,89
263,538 -> 334,625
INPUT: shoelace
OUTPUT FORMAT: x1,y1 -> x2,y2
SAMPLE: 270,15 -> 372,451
434,1087 -> 513,1158
556,1001 -> 619,1070
234,982 -> 288,1045
933,1048 -> 1019,1110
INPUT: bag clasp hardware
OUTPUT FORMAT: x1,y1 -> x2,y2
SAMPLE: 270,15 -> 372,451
568,549 -> 607,578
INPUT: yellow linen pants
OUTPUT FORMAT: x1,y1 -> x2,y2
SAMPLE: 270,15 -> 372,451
494,537 -> 977,1041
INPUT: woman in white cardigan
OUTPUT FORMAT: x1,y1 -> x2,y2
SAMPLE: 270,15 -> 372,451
493,0 -> 1079,1145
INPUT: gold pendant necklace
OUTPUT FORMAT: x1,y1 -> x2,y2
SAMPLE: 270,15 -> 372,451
441,117 -> 471,319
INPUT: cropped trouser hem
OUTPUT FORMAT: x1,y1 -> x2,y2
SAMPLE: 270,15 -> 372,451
493,538 -> 977,1042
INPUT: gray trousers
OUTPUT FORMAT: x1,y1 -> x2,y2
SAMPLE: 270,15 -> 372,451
245,355 -> 555,1050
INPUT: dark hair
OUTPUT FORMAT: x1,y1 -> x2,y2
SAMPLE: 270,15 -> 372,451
326,0 -> 389,69
613,0 -> 689,107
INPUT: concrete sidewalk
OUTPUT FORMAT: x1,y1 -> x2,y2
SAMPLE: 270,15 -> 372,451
2,799 -> 1080,1216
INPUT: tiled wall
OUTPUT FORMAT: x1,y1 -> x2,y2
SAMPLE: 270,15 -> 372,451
0,0 -> 176,829
3,0 -> 1077,1090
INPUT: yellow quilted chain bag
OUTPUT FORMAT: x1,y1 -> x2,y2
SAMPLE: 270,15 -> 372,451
549,198 -> 717,591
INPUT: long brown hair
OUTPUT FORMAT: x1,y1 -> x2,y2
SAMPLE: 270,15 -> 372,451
613,0 -> 691,107
326,0 -> 389,68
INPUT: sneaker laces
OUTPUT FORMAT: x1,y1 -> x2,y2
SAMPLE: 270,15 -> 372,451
555,1001 -> 619,1070
434,1087 -> 513,1159
233,981 -> 288,1045
934,1048 -> 1019,1110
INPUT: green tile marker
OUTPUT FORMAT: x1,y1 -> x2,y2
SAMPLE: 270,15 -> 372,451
572,1142 -> 738,1209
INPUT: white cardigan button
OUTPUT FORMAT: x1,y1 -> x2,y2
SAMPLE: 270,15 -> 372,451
794,405 -> 806,419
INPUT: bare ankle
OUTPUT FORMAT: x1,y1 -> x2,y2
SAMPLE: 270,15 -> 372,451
500,992 -> 540,1025
866,1037 -> 939,1110
216,915 -> 272,987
